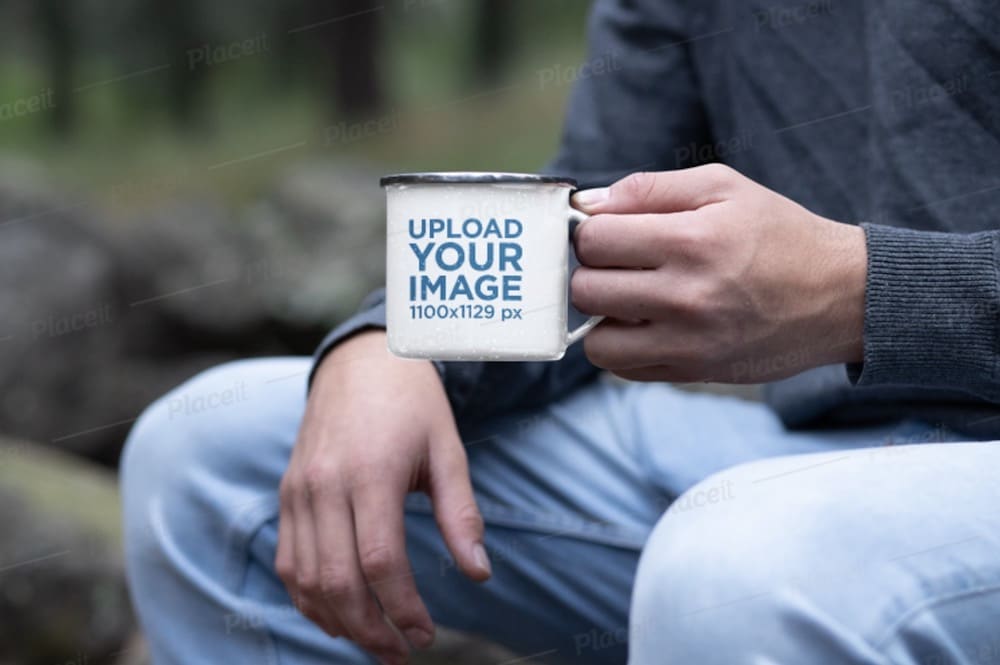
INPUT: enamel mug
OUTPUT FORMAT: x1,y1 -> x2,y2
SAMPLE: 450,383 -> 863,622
382,172 -> 603,361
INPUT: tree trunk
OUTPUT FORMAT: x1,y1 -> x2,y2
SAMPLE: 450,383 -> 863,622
36,0 -> 75,134
308,0 -> 384,118
472,0 -> 513,84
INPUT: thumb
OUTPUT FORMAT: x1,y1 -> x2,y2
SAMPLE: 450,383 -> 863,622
428,429 -> 491,582
572,166 -> 732,214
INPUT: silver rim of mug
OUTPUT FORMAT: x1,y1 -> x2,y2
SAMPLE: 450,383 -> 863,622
380,171 -> 577,187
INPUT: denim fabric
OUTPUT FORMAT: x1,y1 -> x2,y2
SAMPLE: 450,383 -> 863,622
121,358 -> 1000,664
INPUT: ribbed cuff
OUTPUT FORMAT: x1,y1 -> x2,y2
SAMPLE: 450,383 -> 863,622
855,223 -> 999,391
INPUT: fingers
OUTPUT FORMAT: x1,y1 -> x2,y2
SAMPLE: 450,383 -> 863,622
290,484 -> 329,625
353,476 -> 435,650
583,319 -> 702,373
308,477 -> 410,663
428,428 -> 491,583
275,490 -> 307,615
574,213 -> 697,269
571,267 -> 666,321
572,164 -> 735,215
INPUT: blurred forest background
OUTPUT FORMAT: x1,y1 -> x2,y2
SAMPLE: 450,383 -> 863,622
0,2 -> 589,663
0,0 -> 587,204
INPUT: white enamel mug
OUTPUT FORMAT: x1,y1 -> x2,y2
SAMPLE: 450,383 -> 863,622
382,172 -> 603,361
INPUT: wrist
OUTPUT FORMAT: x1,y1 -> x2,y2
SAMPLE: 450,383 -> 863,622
317,329 -> 438,385
818,220 -> 867,365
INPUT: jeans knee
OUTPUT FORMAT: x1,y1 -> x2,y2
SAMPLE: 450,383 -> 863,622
123,361 -> 247,489
120,357 -> 308,551
628,455 -> 848,662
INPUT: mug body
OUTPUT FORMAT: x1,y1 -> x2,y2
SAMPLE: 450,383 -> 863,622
384,172 -> 577,361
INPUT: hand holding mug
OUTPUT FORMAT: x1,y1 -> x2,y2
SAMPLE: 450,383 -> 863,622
571,165 -> 867,383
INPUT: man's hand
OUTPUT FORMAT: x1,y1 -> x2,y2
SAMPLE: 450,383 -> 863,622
275,330 -> 490,665
571,165 -> 867,383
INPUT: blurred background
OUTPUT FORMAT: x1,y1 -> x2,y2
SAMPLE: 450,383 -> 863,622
0,1 -> 589,662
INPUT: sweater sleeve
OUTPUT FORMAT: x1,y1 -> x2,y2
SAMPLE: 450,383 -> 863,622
852,223 -> 1000,400
309,0 -> 711,422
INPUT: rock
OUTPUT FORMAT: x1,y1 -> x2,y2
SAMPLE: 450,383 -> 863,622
0,172 -> 245,463
0,437 -> 133,665
245,159 -> 386,327
0,158 -> 390,464
105,198 -> 264,339
0,172 -> 136,464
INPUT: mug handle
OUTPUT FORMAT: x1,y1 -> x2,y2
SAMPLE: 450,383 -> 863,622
566,207 -> 604,346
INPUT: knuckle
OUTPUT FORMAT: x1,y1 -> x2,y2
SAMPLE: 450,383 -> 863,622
296,571 -> 321,596
317,567 -> 352,600
617,171 -> 658,206
359,544 -> 398,579
671,281 -> 711,315
301,464 -> 336,498
696,162 -> 738,195
644,279 -> 678,313
389,605 -> 425,628
454,502 -> 484,535
353,626 -> 394,652
275,556 -> 295,584
583,331 -> 614,369
699,162 -> 735,182
674,219 -> 721,259
570,269 -> 597,311
279,477 -> 294,502
295,598 -> 321,622
574,217 -> 600,263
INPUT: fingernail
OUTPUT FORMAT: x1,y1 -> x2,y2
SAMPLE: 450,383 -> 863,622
404,626 -> 434,649
473,543 -> 492,576
572,187 -> 609,209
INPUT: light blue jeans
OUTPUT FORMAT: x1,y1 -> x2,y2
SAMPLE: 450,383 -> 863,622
121,357 -> 1000,664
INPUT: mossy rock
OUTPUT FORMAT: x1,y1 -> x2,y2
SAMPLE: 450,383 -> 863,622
0,438 -> 133,665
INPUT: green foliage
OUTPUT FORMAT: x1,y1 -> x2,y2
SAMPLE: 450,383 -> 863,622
0,1 -> 589,209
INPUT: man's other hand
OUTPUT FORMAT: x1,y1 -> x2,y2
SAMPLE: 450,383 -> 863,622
276,331 -> 490,665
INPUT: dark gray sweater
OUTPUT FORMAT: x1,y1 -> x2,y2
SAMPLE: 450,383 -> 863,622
313,0 -> 1000,437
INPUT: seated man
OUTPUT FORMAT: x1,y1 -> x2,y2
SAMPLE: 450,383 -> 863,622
120,0 -> 1000,663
